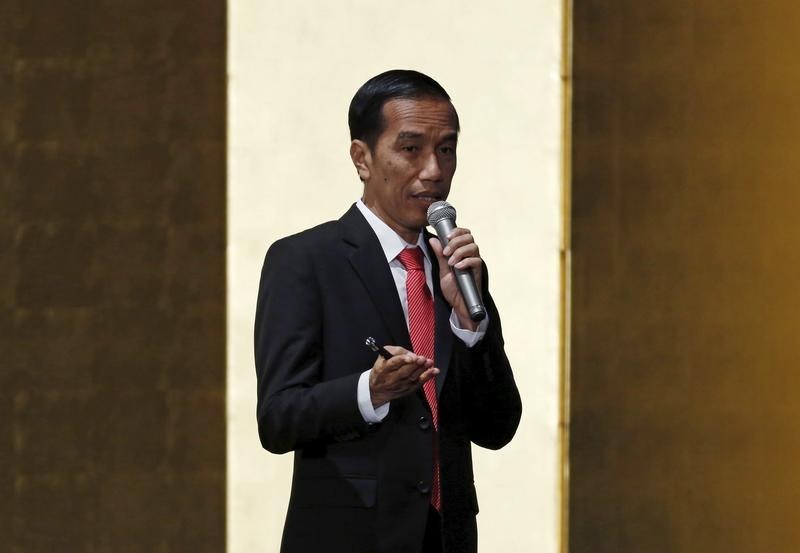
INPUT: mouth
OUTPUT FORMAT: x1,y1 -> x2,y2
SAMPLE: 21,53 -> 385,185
410,192 -> 444,205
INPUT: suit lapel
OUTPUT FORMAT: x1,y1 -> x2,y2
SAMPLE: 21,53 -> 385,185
339,205 -> 412,350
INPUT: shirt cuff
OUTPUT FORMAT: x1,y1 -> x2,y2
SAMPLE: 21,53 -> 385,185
357,369 -> 389,423
450,309 -> 489,348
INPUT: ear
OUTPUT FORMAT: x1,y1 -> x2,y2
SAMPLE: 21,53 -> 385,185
349,140 -> 372,182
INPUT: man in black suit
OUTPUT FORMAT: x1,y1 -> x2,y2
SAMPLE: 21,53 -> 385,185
255,69 -> 522,553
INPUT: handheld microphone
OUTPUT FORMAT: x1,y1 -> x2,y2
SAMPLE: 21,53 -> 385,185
426,201 -> 487,322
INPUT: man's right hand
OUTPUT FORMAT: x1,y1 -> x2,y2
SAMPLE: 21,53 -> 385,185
369,346 -> 439,408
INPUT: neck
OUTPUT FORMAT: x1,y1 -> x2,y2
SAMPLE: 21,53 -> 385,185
360,199 -> 421,244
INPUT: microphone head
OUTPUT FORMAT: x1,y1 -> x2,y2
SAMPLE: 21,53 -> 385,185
427,200 -> 457,227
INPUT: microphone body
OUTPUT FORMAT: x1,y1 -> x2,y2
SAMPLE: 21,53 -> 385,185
427,202 -> 487,322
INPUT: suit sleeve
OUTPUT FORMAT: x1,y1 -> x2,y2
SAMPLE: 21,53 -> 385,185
458,265 -> 523,450
254,238 -> 370,454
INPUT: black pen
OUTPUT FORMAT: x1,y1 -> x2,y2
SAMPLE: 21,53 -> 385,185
365,337 -> 393,360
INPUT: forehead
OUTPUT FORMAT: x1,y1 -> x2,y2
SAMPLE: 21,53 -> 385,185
380,97 -> 459,137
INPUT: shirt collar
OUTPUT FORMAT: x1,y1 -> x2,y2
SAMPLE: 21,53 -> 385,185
356,199 -> 430,264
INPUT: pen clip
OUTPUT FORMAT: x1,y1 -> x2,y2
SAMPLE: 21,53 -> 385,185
365,336 -> 380,353
365,336 -> 393,360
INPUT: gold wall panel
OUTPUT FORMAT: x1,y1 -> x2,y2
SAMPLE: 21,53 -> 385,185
1,2 -> 227,550
570,2 -> 800,552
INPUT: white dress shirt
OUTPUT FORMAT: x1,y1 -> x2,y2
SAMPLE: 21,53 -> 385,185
355,199 -> 488,422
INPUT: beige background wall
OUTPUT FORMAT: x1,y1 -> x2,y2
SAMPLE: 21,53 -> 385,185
227,2 -> 564,551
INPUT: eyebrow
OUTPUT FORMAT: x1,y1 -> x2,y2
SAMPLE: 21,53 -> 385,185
395,131 -> 424,141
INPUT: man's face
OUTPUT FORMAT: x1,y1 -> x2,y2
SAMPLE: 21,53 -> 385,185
353,97 -> 458,243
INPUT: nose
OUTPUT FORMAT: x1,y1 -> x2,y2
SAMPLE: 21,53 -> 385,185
419,151 -> 442,182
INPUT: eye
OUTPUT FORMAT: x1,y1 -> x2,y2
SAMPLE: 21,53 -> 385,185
439,145 -> 456,155
401,145 -> 419,153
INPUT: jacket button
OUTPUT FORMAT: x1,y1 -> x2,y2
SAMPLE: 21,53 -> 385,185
417,416 -> 431,431
417,481 -> 431,495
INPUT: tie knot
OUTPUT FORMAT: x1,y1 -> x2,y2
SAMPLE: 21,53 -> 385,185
397,247 -> 425,271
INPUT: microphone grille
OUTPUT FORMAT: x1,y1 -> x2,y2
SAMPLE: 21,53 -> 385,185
427,201 -> 457,226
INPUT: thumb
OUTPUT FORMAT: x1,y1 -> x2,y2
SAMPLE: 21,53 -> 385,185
428,237 -> 451,276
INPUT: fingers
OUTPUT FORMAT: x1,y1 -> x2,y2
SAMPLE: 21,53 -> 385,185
370,347 -> 439,404
429,230 -> 484,323
435,227 -> 481,270
393,357 -> 429,382
429,230 -> 480,266
382,344 -> 408,358
405,363 -> 440,385
388,355 -> 438,387
381,349 -> 430,371
441,226 -> 472,255
417,366 -> 440,384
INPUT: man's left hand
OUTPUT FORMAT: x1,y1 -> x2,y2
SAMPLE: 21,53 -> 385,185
428,227 -> 483,331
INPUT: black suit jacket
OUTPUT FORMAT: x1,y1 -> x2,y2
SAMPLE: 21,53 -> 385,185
254,204 -> 522,553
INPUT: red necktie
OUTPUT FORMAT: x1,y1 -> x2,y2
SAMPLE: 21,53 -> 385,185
397,247 -> 441,511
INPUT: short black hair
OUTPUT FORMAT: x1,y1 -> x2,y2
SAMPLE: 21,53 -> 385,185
348,69 -> 459,150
